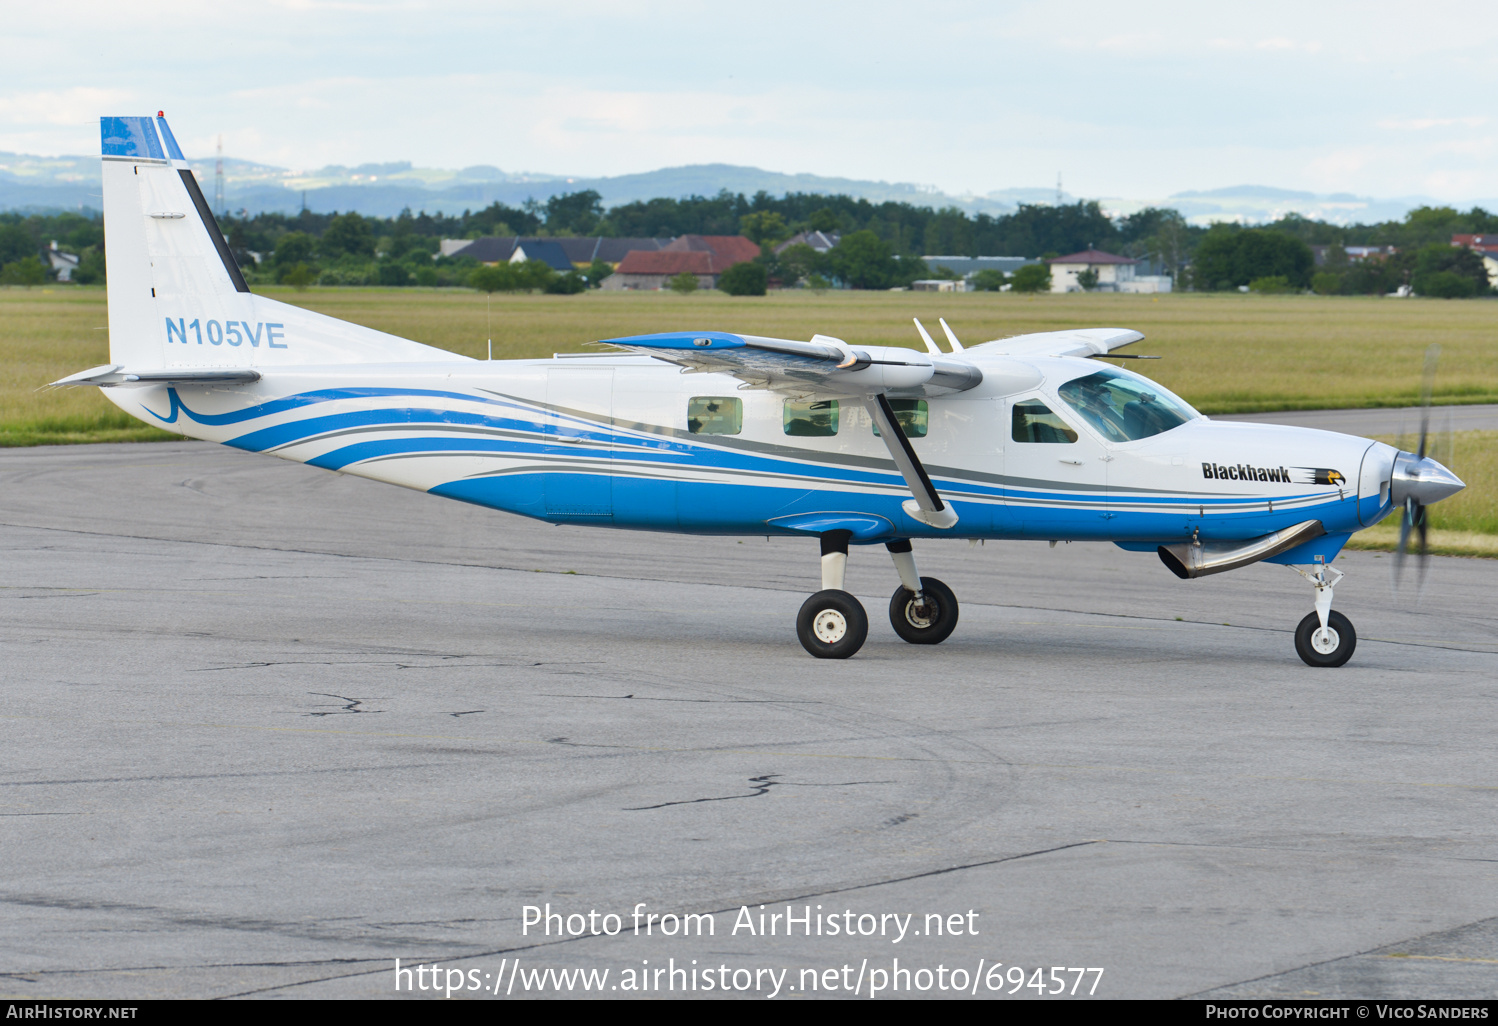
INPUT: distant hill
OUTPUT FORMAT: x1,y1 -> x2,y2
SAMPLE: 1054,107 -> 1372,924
1,152 -> 1487,226
0,153 -> 1019,218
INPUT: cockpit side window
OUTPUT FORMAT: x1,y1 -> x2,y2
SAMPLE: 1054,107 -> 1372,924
1056,368 -> 1196,442
1012,399 -> 1078,443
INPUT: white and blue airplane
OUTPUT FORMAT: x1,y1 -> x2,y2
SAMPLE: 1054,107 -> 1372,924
57,114 -> 1466,665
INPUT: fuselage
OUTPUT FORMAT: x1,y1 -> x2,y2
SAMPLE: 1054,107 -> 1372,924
104,351 -> 1394,561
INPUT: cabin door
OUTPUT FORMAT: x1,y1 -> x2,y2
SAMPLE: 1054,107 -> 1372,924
544,366 -> 614,518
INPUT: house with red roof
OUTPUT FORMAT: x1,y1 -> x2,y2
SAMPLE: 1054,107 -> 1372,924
1453,234 -> 1498,284
603,234 -> 761,290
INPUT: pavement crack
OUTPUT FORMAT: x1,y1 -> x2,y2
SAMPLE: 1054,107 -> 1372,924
627,774 -> 890,811
540,693 -> 819,705
306,693 -> 382,716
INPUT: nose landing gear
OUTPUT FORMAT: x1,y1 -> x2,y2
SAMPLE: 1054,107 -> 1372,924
1288,563 -> 1356,667
795,534 -> 960,658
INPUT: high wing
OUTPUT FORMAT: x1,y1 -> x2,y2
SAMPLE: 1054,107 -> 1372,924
600,331 -> 982,398
602,330 -> 982,529
971,327 -> 1144,359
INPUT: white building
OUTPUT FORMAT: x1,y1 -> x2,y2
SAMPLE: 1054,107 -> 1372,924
1047,249 -> 1138,293
46,241 -> 79,282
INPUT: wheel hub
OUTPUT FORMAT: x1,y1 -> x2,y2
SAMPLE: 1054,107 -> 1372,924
904,599 -> 937,629
812,609 -> 848,643
1311,626 -> 1340,655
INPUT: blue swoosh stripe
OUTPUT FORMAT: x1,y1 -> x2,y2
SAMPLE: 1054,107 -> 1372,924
146,386 -> 525,426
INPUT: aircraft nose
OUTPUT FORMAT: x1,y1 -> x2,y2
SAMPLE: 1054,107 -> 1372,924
1391,452 -> 1465,507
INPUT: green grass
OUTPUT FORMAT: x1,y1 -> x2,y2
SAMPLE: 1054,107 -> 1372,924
2,285 -> 1494,544
8,286 -> 1497,430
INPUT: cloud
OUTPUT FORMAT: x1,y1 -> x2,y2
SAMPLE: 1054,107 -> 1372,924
0,87 -> 134,127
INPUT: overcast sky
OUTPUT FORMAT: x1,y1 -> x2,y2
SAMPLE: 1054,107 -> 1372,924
2,1 -> 1495,202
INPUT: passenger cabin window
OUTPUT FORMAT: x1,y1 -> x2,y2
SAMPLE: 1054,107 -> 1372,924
688,396 -> 742,435
1012,399 -> 1078,443
870,399 -> 928,438
1056,368 -> 1197,442
783,399 -> 839,436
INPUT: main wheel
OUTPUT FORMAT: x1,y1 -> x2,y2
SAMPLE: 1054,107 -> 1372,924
797,590 -> 869,659
1294,610 -> 1357,667
888,576 -> 959,645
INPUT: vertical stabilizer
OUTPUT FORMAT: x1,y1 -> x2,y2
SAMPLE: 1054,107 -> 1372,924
98,114 -> 468,371
102,114 -> 248,370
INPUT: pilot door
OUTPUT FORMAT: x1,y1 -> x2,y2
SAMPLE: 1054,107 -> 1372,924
543,366 -> 614,518
1003,395 -> 1111,538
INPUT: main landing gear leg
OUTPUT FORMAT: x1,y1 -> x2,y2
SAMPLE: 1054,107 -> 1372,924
885,539 -> 959,645
1289,562 -> 1356,667
797,530 -> 868,659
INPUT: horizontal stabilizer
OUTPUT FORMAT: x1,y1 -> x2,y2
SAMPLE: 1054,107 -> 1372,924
52,365 -> 261,387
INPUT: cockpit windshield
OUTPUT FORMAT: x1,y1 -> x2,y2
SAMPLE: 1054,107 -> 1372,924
1056,368 -> 1198,442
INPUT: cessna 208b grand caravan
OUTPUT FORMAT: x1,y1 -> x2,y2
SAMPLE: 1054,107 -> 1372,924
58,114 -> 1466,665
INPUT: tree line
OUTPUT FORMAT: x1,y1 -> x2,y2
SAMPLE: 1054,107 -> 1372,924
2,191 -> 1493,296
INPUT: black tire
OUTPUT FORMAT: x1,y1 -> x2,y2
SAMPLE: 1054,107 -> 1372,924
1294,610 -> 1357,667
888,577 -> 959,645
797,590 -> 869,659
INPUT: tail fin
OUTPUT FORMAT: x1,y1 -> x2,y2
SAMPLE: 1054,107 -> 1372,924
100,114 -> 466,370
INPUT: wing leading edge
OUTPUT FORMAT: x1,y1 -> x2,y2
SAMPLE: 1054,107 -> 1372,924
598,331 -> 982,398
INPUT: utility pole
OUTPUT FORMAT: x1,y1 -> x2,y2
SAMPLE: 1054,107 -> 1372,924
1056,172 -> 1063,207
214,135 -> 225,216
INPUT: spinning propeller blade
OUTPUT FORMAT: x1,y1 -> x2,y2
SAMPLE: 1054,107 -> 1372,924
1393,344 -> 1442,596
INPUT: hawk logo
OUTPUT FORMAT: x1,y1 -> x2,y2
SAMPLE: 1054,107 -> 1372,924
1304,467 -> 1345,486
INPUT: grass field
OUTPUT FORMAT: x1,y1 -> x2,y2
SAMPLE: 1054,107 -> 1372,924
2,284 -> 1494,552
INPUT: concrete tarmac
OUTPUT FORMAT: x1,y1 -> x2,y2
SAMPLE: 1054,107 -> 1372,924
1218,403 -> 1498,437
2,442 -> 1496,1000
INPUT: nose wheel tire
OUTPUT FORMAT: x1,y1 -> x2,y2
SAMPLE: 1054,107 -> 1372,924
888,576 -> 959,645
1294,610 -> 1357,667
797,590 -> 869,659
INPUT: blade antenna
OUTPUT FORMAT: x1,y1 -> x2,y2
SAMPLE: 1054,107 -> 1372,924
938,318 -> 965,352
912,319 -> 942,356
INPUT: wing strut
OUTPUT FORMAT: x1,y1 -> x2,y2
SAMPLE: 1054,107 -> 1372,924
865,394 -> 958,530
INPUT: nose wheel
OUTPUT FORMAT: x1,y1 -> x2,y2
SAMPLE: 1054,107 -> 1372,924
1288,562 -> 1356,667
1294,610 -> 1356,667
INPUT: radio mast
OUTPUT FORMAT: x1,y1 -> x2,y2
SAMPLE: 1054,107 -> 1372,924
214,136 -> 225,216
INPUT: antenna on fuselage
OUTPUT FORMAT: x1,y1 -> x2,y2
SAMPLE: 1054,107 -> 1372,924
938,317 -> 965,352
912,318 -> 942,355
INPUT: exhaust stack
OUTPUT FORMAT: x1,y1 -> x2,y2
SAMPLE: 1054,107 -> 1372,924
1158,520 -> 1327,580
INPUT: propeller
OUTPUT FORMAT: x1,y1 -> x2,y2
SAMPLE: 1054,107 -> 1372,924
1393,344 -> 1442,594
